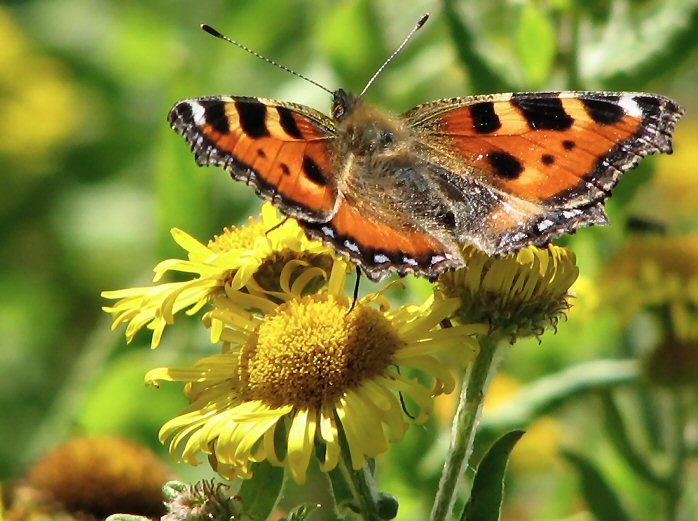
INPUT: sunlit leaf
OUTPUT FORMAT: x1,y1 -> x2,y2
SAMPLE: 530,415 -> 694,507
461,430 -> 525,521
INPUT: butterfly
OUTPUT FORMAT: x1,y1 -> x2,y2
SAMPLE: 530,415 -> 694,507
168,27 -> 684,282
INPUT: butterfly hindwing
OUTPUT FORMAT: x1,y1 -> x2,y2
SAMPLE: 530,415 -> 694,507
168,96 -> 339,222
405,91 -> 684,254
301,197 -> 463,281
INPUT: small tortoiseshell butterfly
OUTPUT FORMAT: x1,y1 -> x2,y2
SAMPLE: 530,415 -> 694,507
168,18 -> 684,281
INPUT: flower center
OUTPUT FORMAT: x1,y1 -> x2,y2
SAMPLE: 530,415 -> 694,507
208,222 -> 265,252
239,294 -> 404,408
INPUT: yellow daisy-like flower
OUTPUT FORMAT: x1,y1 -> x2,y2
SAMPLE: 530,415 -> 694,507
604,234 -> 698,340
102,203 -> 337,348
435,244 -> 579,340
146,261 -> 485,484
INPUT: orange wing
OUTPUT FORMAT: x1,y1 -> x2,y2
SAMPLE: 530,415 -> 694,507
169,96 -> 338,222
405,92 -> 684,254
301,198 -> 463,281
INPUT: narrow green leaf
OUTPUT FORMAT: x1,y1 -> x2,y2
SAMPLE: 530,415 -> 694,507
562,450 -> 632,521
600,392 -> 665,487
442,0 -> 513,93
237,460 -> 285,520
281,503 -> 318,521
461,430 -> 525,521
316,0 -> 385,91
475,359 -> 639,462
516,4 -> 557,87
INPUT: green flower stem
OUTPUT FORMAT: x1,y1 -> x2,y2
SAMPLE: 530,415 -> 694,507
338,436 -> 382,521
430,335 -> 502,521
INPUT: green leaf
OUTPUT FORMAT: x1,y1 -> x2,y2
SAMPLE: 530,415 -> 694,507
237,460 -> 285,520
579,0 -> 698,89
281,503 -> 318,521
562,450 -> 632,521
316,0 -> 385,92
600,393 -> 665,487
443,0 -> 513,93
474,359 -> 639,462
516,4 -> 557,88
461,430 -> 525,521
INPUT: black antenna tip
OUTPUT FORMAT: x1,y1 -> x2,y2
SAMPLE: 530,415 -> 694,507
417,13 -> 429,28
201,24 -> 223,38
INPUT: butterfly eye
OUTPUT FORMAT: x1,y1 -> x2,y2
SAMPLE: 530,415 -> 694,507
379,130 -> 395,147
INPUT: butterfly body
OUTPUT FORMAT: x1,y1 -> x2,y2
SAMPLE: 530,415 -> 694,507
169,88 -> 683,281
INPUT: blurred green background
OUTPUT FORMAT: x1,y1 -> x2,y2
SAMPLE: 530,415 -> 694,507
1,0 -> 696,519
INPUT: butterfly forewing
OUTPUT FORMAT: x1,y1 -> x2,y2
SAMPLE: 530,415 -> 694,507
405,91 -> 684,254
168,96 -> 339,222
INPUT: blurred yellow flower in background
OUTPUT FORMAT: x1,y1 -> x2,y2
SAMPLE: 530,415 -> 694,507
0,7 -> 79,174
604,234 -> 698,340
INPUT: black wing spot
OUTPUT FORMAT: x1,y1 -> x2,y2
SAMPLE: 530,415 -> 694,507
236,100 -> 270,138
542,154 -> 555,165
257,149 -> 267,158
200,100 -> 230,134
563,140 -> 576,150
511,94 -> 574,130
302,156 -> 327,185
581,96 -> 624,125
279,163 -> 290,175
277,106 -> 304,139
488,151 -> 524,180
469,101 -> 502,134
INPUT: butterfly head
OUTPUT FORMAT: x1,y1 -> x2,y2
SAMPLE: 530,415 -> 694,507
331,89 -> 361,122
331,89 -> 404,155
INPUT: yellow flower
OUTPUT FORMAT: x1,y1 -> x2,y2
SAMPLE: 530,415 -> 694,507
102,203 -> 337,348
0,7 -> 79,173
146,260 -> 485,484
604,234 -> 698,340
435,244 -> 579,340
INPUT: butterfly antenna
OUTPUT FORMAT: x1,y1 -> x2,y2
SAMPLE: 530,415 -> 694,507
201,24 -> 333,95
359,13 -> 429,98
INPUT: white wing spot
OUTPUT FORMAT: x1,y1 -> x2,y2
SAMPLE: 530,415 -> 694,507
189,102 -> 206,125
538,219 -> 555,231
619,96 -> 643,118
344,240 -> 360,253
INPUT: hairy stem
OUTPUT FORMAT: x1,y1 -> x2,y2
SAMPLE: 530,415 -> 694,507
430,335 -> 502,521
